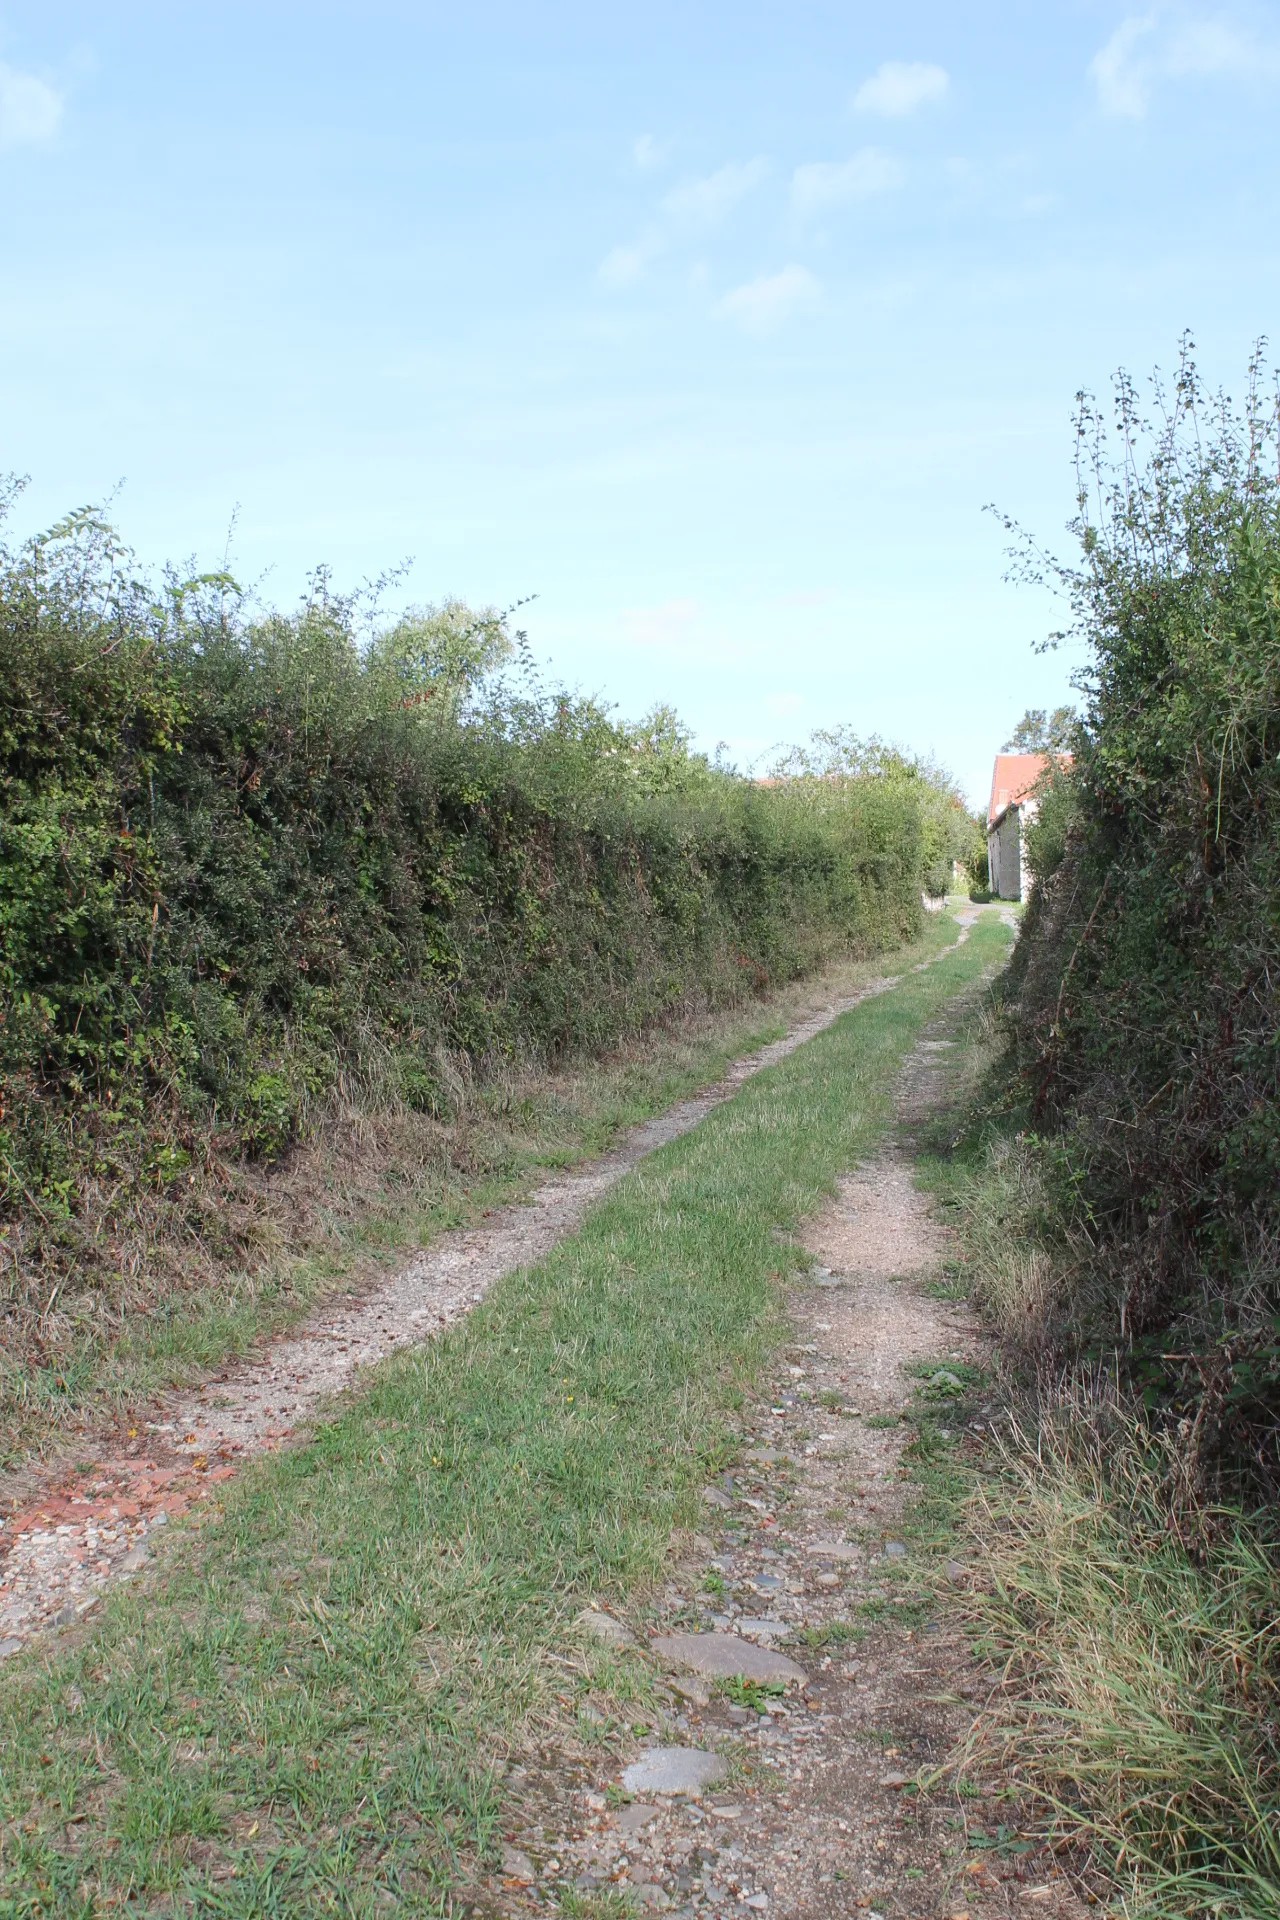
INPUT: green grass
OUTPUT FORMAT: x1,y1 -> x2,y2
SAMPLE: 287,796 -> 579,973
962,1410 -> 1280,1919
554,1891 -> 636,1919
794,1620 -> 865,1650
716,1676 -> 785,1713
0,913 -> 1010,1916
856,1593 -> 934,1629
914,986 -> 1280,1917
923,1269 -> 970,1303
4,914 -> 973,1468
853,1345 -> 992,1639
912,998 -> 1064,1352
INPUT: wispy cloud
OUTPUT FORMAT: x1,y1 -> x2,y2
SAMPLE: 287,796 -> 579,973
1167,16 -> 1280,76
600,156 -> 769,288
716,264 -> 820,337
599,228 -> 667,287
792,149 -> 903,217
1090,15 -> 1157,116
852,60 -> 949,118
1090,13 -> 1280,118
632,132 -> 673,172
662,157 -> 769,231
0,61 -> 62,146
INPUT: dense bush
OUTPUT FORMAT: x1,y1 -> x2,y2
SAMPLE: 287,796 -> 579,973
0,496 -> 942,1358
1003,344 -> 1280,1493
768,724 -> 981,895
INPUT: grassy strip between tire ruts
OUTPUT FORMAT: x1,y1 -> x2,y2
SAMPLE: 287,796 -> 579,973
6,913 -> 969,1466
0,913 -> 1012,1918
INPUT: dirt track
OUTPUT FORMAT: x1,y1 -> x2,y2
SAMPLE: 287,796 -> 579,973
1,929 -> 983,1655
485,963 -> 1087,1920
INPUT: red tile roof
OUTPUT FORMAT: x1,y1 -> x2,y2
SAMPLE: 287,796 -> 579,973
988,752 -> 1052,828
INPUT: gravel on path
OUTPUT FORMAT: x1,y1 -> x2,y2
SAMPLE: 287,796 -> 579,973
482,975 -> 1090,1920
1,931 -> 978,1653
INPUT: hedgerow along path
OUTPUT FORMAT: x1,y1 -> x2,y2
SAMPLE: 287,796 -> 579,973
0,908 -> 1010,1917
0,912 -> 969,1653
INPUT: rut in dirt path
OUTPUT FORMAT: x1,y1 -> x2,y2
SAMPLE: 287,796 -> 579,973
490,969 -> 1086,1920
0,925 -> 979,1656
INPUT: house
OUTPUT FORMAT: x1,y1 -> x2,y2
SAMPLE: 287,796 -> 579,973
987,752 -> 1056,900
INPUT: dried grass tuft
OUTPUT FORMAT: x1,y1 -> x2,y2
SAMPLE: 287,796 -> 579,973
957,1386 -> 1280,1917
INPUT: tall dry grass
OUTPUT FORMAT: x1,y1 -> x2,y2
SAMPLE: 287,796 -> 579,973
960,1372 -> 1280,1915
925,1016 -> 1280,1917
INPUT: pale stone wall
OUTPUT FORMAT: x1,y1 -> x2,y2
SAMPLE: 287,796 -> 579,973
987,808 -> 1023,899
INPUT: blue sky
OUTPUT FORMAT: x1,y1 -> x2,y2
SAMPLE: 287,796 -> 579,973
3,3 -> 1279,805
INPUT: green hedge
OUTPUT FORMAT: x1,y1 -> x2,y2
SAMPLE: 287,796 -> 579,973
1005,347 -> 1280,1493
0,505 -> 934,1310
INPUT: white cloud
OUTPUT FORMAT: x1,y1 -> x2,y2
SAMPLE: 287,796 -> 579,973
716,264 -> 820,337
0,61 -> 62,146
852,60 -> 948,117
599,228 -> 667,287
1089,13 -> 1280,117
600,156 -> 769,289
663,157 -> 769,231
1167,17 -> 1280,76
1090,15 -> 1157,116
632,132 -> 673,171
792,149 -> 903,216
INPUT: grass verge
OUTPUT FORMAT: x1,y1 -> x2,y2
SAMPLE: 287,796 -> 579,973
0,914 -> 1009,1916
917,998 -> 1280,1919
963,1404 -> 1280,1919
3,914 -> 969,1473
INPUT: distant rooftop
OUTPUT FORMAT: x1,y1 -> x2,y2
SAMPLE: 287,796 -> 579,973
988,751 -> 1056,828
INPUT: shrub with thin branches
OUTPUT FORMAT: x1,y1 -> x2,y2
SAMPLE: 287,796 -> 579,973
999,338 -> 1280,1493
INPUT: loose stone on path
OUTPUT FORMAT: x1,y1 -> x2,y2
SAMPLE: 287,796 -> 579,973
576,1608 -> 635,1647
620,1748 -> 727,1796
615,1803 -> 662,1834
651,1632 -> 807,1685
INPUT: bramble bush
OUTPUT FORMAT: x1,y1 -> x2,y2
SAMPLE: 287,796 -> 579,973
1002,342 -> 1280,1494
0,491 -> 952,1378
